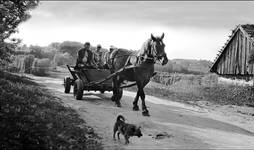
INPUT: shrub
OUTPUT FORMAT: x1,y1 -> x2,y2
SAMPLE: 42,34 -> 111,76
31,58 -> 51,76
53,52 -> 75,66
24,55 -> 35,73
10,55 -> 26,72
7,55 -> 35,73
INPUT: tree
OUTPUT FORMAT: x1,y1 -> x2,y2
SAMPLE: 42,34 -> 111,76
0,0 -> 39,40
53,52 -> 74,66
0,0 -> 39,65
59,41 -> 83,58
48,42 -> 60,51
29,45 -> 44,58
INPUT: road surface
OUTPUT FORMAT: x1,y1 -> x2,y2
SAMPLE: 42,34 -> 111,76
26,70 -> 254,149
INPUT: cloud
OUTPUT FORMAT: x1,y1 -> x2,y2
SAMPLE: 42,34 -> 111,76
12,1 -> 254,61
30,9 -> 53,18
30,1 -> 254,28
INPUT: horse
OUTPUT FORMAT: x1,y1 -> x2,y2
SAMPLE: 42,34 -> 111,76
108,33 -> 168,116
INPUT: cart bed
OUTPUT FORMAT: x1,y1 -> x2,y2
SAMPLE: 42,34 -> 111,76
83,69 -> 112,85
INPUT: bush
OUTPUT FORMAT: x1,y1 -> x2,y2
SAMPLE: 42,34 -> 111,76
11,55 -> 26,72
58,41 -> 83,59
31,58 -> 51,76
152,72 -> 219,87
24,55 -> 35,73
53,52 -> 75,66
7,55 -> 35,73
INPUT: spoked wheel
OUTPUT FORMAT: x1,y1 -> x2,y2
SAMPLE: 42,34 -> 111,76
73,79 -> 83,100
64,77 -> 71,93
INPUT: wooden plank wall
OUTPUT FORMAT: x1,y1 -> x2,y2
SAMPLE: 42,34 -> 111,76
245,37 -> 248,74
215,29 -> 254,75
249,40 -> 254,74
250,40 -> 253,74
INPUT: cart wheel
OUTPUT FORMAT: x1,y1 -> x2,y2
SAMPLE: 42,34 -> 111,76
73,79 -> 83,100
64,77 -> 71,93
100,90 -> 105,94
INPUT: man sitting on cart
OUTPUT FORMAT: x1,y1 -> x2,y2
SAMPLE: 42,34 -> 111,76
94,44 -> 104,69
75,42 -> 98,69
102,45 -> 117,69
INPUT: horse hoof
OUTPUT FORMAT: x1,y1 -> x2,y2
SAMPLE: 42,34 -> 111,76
115,103 -> 121,107
111,96 -> 115,102
142,110 -> 150,116
133,106 -> 139,111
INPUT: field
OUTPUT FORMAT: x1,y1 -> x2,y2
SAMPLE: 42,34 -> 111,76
127,72 -> 254,107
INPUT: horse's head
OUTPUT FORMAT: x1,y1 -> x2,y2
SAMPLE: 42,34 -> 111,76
148,33 -> 168,65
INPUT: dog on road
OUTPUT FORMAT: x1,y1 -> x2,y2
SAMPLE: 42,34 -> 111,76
113,115 -> 142,144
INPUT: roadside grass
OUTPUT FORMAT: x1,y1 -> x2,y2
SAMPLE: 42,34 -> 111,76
0,70 -> 102,150
126,73 -> 254,107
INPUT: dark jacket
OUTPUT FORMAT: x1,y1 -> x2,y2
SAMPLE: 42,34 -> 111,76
76,48 -> 96,68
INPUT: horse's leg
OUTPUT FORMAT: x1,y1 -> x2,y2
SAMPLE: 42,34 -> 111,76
114,76 -> 122,107
132,89 -> 140,111
111,76 -> 117,102
139,87 -> 149,116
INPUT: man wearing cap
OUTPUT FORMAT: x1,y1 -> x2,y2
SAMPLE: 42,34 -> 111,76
75,42 -> 97,69
102,45 -> 117,69
94,44 -> 103,68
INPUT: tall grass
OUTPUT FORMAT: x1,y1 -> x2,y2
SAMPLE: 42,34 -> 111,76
128,73 -> 254,106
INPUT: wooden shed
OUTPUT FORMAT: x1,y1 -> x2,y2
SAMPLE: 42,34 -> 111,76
210,24 -> 254,77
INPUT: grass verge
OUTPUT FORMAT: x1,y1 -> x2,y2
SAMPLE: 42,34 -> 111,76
126,81 -> 254,107
0,70 -> 102,150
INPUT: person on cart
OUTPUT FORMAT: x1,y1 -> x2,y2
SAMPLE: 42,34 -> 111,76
94,44 -> 104,69
102,45 -> 117,69
75,42 -> 98,69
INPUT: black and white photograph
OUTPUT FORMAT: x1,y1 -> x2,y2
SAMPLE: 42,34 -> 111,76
1,0 -> 254,149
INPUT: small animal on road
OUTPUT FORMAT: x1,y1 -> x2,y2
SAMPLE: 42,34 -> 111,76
113,115 -> 142,144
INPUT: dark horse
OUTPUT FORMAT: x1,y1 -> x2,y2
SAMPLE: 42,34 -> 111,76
108,33 -> 168,116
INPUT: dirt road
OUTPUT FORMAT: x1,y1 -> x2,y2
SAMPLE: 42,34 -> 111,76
26,70 -> 254,149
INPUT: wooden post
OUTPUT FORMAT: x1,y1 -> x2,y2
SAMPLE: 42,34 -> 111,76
231,38 -> 236,74
245,37 -> 248,74
234,32 -> 238,74
236,32 -> 240,74
241,34 -> 246,74
226,47 -> 229,74
239,33 -> 243,74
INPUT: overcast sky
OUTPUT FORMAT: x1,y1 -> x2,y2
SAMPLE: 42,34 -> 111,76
12,1 -> 254,61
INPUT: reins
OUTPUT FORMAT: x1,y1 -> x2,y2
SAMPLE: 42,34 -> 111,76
107,51 -> 158,68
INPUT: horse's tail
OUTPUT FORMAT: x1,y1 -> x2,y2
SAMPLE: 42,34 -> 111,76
116,115 -> 125,122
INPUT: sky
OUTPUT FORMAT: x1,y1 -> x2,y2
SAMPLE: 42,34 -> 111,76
12,1 -> 254,61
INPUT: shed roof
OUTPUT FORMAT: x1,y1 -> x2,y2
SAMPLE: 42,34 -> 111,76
210,24 -> 254,72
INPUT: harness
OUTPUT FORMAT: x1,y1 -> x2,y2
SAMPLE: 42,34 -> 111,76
106,39 -> 164,71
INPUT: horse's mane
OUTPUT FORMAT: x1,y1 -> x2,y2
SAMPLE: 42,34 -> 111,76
138,38 -> 152,57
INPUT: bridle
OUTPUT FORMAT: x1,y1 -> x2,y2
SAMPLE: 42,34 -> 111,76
142,39 -> 165,64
